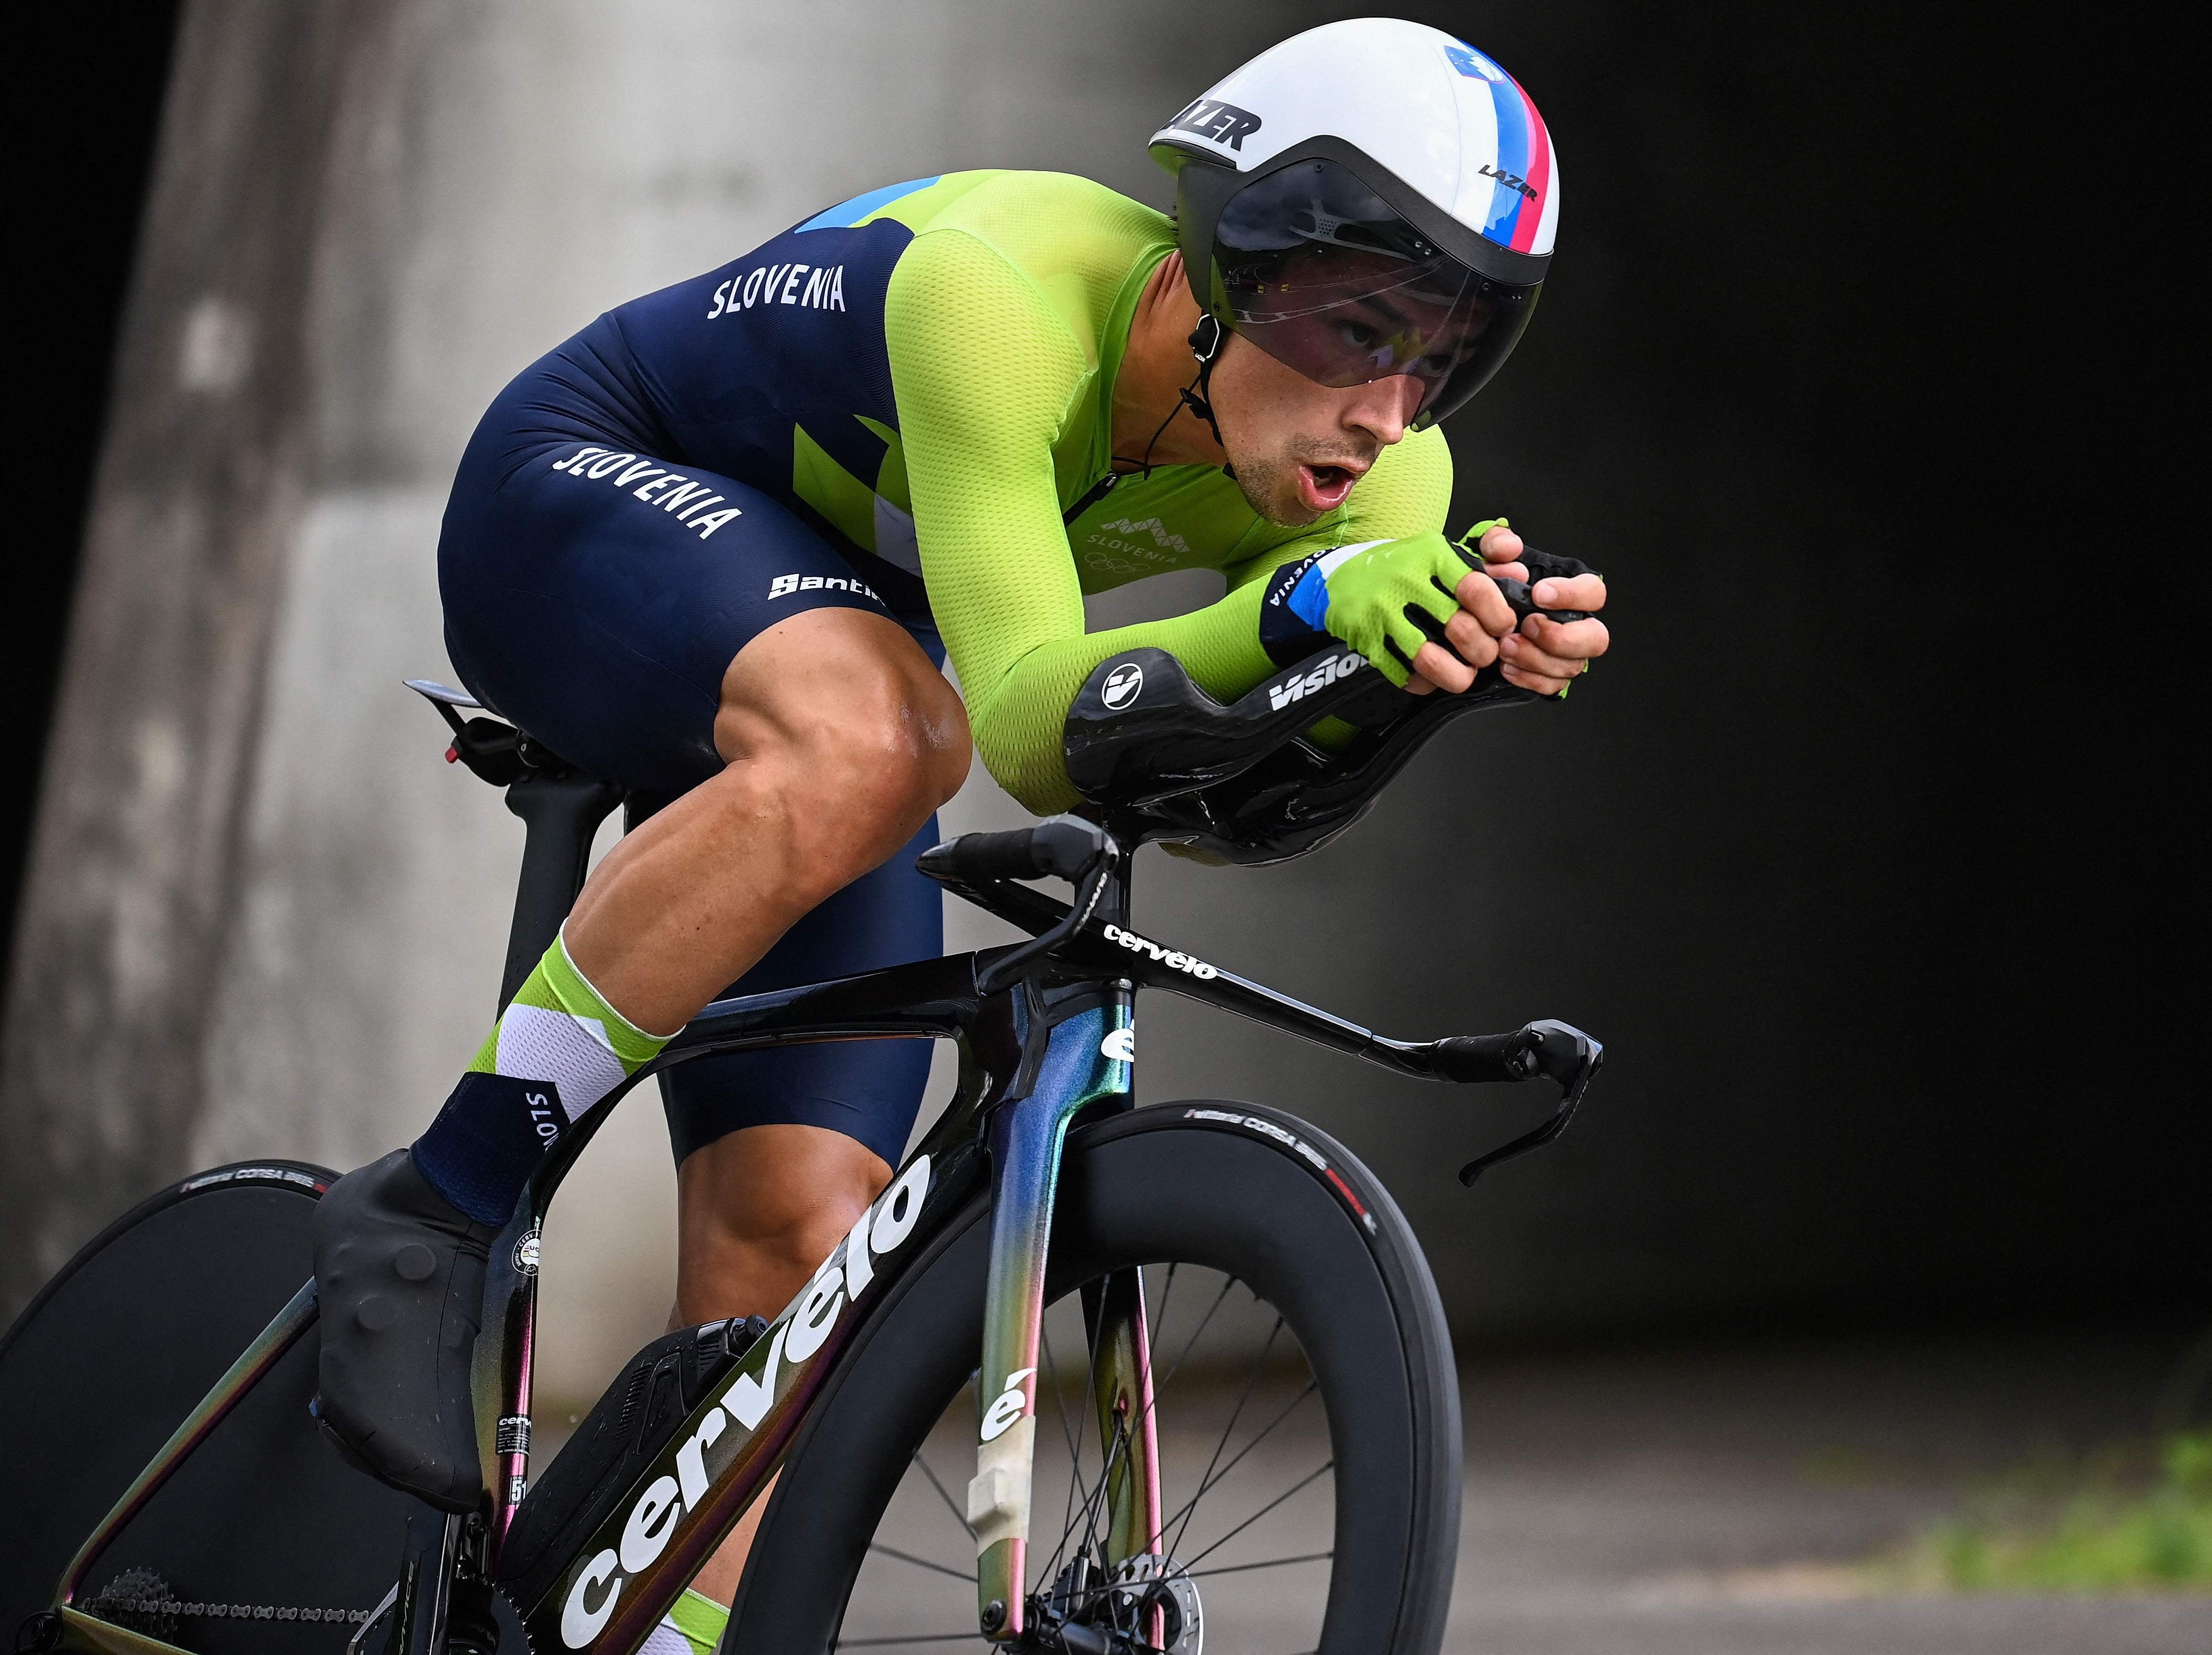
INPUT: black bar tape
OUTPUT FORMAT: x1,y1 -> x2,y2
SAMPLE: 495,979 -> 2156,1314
918,815 -> 1110,884
1430,1031 -> 1539,1084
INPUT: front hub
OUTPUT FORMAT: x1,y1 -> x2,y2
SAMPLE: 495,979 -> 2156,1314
1021,1551 -> 1202,1653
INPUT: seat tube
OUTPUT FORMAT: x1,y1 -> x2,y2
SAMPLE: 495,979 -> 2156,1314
972,991 -> 1133,1641
477,1203 -> 544,1565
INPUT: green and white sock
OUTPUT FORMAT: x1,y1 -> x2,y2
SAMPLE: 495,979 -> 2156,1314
467,928 -> 671,1106
409,930 -> 672,1222
640,1590 -> 728,1655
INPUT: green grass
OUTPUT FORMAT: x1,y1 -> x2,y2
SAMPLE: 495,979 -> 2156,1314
1886,1431 -> 2212,1594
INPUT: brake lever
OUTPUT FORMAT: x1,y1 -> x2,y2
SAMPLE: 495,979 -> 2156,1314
1451,1019 -> 1605,1185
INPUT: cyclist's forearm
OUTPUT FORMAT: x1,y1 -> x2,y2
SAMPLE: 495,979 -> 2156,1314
964,578 -> 1275,814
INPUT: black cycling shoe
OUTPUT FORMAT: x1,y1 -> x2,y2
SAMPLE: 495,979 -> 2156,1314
311,1148 -> 496,1512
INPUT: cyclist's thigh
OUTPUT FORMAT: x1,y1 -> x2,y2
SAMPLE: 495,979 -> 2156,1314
439,406 -> 945,1166
660,809 -> 943,1172
438,432 -> 902,795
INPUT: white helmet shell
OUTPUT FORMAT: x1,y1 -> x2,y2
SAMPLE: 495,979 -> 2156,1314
1151,17 -> 1559,264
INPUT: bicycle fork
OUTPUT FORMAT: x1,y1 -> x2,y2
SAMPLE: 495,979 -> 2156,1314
970,990 -> 1159,1645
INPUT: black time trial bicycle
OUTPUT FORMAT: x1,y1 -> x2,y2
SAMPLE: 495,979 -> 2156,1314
2,596 -> 1602,1655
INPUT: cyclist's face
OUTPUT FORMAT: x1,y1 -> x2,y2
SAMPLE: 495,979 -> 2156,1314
1242,247 -> 1489,405
1209,330 -> 1427,526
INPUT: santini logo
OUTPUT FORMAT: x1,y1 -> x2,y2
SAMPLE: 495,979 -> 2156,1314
768,572 -> 881,603
1268,652 -> 1363,711
1102,923 -> 1218,980
1167,98 -> 1262,151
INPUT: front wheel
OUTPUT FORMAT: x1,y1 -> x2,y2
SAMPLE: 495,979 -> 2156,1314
726,1102 -> 1462,1654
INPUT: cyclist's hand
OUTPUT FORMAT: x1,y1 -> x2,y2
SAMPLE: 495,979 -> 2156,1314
1465,523 -> 1611,697
1260,529 -> 1519,692
1406,522 -> 1520,695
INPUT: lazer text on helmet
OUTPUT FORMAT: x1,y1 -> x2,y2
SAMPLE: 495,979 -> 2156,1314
1166,98 -> 1262,152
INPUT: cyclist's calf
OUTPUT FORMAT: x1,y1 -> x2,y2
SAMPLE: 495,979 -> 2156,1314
672,1122 -> 892,1325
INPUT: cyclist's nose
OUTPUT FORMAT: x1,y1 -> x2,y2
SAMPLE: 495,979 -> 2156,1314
1342,375 -> 1423,446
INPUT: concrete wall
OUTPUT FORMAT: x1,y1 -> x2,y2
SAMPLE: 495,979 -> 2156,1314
13,1 -> 2199,1410
2,0 -> 1358,1405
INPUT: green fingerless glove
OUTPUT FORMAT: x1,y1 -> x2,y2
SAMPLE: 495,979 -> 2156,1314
1260,524 -> 1504,687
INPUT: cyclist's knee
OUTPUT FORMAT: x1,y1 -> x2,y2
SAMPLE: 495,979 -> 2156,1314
806,645 -> 969,818
716,611 -> 970,892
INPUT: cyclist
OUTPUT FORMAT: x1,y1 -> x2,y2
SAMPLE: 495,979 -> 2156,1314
312,19 -> 1606,1648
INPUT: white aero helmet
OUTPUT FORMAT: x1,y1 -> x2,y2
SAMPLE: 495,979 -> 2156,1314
1151,18 -> 1560,427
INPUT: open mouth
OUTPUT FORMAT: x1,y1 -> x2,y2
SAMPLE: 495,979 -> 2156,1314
1297,462 -> 1362,512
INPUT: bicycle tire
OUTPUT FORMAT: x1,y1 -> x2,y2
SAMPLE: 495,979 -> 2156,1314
724,1101 -> 1460,1654
0,1161 -> 420,1650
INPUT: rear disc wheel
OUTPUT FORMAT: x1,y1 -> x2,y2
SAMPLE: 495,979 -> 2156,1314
0,1162 -> 421,1651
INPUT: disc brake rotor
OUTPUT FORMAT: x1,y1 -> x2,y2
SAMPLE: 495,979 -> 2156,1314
1109,1553 -> 1202,1655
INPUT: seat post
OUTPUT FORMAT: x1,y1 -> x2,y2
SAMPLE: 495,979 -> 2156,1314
498,774 -> 622,1013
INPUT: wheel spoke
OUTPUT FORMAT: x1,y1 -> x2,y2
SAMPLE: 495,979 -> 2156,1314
1115,1267 -> 1243,1580
1159,1272 -> 1237,1392
1052,1547 -> 1336,1616
1050,1394 -> 1130,1579
1039,1320 -> 1094,1584
1165,1310 -> 1284,1566
1149,1260 -> 1178,1364
1177,1459 -> 1333,1574
1185,1550 -> 1333,1579
865,1542 -> 975,1584
851,1264 -> 1347,1653
1099,1268 -> 1237,1533
909,1448 -> 975,1543
1156,1376 -> 1317,1539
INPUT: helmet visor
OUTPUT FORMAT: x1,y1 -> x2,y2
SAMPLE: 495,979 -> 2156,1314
1211,159 -> 1537,421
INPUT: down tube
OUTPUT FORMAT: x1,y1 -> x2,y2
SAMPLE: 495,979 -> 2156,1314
972,998 -> 1132,1641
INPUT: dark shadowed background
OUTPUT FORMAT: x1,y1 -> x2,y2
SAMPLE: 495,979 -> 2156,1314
6,0 -> 2200,1370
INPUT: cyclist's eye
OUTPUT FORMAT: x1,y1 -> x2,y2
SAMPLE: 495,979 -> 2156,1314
1329,318 -> 1382,352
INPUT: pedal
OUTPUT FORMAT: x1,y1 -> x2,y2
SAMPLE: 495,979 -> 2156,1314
493,1316 -> 766,1612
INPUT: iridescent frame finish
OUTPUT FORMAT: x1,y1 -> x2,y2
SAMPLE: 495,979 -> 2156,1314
45,847 -> 1518,1653
45,873 -> 1160,1655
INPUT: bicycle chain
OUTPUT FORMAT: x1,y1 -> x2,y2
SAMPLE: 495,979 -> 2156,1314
84,1578 -> 372,1629
95,1597 -> 371,1623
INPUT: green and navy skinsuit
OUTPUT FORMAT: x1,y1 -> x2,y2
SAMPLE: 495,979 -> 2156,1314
437,170 -> 1454,1165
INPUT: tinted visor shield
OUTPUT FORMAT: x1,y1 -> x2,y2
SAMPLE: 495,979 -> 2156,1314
1211,159 -> 1537,419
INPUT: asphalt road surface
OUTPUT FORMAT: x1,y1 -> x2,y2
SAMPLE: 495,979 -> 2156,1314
1444,1329 -> 2208,1653
841,1323 -> 2209,1653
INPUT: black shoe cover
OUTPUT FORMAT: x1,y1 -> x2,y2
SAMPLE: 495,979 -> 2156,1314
312,1148 -> 495,1511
